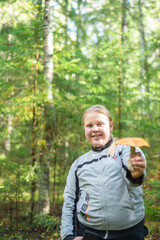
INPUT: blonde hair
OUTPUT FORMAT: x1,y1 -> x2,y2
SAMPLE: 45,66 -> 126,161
83,105 -> 112,123
83,105 -> 118,155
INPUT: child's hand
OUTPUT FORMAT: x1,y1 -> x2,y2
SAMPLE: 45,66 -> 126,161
130,153 -> 146,179
73,237 -> 83,240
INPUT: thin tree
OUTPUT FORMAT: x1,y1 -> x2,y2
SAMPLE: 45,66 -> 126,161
64,0 -> 69,46
118,0 -> 127,137
76,0 -> 82,48
38,0 -> 54,215
30,0 -> 42,222
138,0 -> 150,117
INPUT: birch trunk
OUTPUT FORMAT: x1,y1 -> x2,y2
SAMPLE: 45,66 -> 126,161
5,115 -> 13,153
4,2 -> 13,155
138,0 -> 150,117
77,0 -> 82,48
118,0 -> 127,137
38,0 -> 54,215
30,1 -> 41,219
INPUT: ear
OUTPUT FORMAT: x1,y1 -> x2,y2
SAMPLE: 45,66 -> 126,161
110,121 -> 113,132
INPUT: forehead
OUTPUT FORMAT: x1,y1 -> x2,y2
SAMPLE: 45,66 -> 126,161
84,111 -> 109,124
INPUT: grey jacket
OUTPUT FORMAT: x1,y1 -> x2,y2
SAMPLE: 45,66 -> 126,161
60,144 -> 146,240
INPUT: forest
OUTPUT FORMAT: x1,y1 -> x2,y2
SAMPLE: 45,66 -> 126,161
0,0 -> 160,239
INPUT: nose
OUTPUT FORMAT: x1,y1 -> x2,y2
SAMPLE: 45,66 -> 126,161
92,125 -> 98,131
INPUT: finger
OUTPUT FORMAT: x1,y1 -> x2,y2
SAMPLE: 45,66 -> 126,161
132,163 -> 145,170
131,152 -> 141,157
135,152 -> 141,157
131,157 -> 145,164
131,170 -> 143,178
132,159 -> 145,165
133,166 -> 144,171
132,155 -> 144,161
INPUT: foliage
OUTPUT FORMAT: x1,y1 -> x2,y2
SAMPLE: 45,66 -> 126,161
143,168 -> 160,240
0,0 -> 160,239
0,215 -> 61,240
32,214 -> 60,233
144,169 -> 160,221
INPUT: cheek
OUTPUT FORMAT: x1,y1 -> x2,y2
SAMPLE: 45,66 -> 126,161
103,127 -> 111,136
84,128 -> 90,138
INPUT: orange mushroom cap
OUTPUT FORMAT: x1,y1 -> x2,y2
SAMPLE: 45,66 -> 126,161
115,137 -> 150,148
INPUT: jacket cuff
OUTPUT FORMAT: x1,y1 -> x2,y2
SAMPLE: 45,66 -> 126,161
64,235 -> 75,240
126,170 -> 144,185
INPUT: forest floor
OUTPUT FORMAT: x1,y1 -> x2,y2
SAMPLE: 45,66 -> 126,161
0,221 -> 159,240
0,230 -> 60,240
0,169 -> 159,240
145,221 -> 160,240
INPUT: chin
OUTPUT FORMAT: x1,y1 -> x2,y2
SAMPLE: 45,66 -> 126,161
92,142 -> 103,148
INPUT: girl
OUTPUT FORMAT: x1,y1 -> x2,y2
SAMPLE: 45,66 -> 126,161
61,105 -> 148,240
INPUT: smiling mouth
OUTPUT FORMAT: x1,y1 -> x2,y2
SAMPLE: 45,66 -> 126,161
92,134 -> 102,138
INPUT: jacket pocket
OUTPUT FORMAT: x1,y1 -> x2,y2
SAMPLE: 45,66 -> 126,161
77,190 -> 91,220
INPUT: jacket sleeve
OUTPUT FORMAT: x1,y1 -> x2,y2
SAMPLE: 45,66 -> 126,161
60,160 -> 78,240
120,145 -> 147,187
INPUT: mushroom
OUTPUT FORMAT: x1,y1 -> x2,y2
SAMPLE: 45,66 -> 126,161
115,137 -> 150,171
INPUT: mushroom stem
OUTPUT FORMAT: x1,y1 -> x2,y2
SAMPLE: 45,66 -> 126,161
131,146 -> 135,156
127,146 -> 135,172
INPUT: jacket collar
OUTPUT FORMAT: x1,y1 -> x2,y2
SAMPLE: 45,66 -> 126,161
92,138 -> 113,152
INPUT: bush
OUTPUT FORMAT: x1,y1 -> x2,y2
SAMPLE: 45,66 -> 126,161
33,214 -> 60,233
144,170 -> 160,221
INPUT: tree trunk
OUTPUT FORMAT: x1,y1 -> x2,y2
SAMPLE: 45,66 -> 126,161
38,0 -> 54,215
5,115 -> 13,153
121,0 -> 127,44
76,0 -> 82,48
138,0 -> 150,117
4,2 -> 13,155
9,199 -> 13,231
118,0 -> 127,137
30,98 -> 37,221
30,43 -> 39,222
43,0 -> 54,102
15,188 -> 19,230
52,117 -> 57,207
118,69 -> 122,138
30,0 -> 42,221
64,0 -> 69,46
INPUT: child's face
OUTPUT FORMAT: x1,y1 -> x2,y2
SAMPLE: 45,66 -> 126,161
84,111 -> 113,148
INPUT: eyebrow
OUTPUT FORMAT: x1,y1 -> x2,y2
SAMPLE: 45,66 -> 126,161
85,123 -> 92,126
85,121 -> 105,126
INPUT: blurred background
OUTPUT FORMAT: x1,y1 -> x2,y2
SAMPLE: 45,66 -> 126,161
0,0 -> 159,239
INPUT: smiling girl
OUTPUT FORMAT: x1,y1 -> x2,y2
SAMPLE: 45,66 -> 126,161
60,105 -> 148,240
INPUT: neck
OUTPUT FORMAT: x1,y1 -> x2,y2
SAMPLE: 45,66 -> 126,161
92,138 -> 113,152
